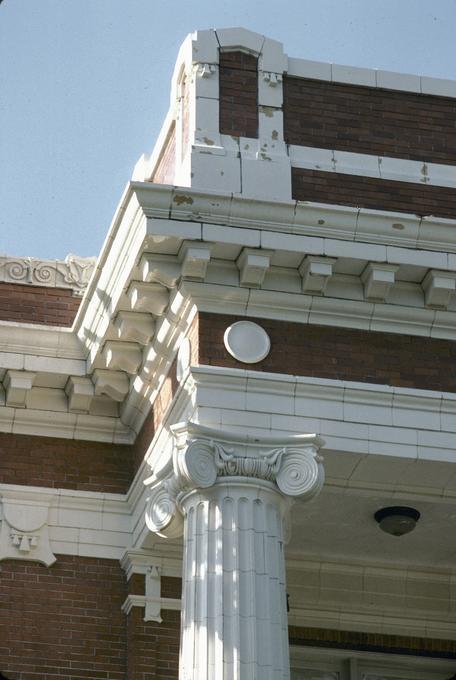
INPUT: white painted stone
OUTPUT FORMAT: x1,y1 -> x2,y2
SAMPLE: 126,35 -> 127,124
223,321 -> 271,364
3,370 -> 36,408
335,150 -> 380,178
422,270 -> 456,309
203,223 -> 261,249
193,97 -> 223,150
180,243 -> 211,280
0,490 -> 55,566
65,376 -> 94,413
191,150 -> 241,194
299,256 -> 336,295
190,29 -> 219,65
114,311 -> 155,345
332,63 -> 376,87
258,107 -> 286,149
103,341 -> 143,375
128,282 -> 169,315
145,422 -> 324,680
376,69 -> 421,93
93,369 -> 129,402
289,145 -> 334,173
361,263 -> 398,302
259,36 -> 287,74
421,75 -> 456,98
240,155 -> 292,201
215,27 -> 264,55
287,57 -> 332,81
140,254 -> 180,288
258,72 -> 283,107
237,249 -> 271,288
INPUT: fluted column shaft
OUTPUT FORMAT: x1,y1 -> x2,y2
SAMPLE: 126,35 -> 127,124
180,481 -> 290,680
144,423 -> 324,680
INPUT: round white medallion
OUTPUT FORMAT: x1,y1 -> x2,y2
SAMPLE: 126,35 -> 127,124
223,321 -> 271,364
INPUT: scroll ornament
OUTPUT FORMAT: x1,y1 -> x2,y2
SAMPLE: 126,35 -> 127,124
145,423 -> 324,539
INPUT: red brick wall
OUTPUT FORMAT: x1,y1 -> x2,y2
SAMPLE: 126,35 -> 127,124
127,610 -> 180,680
219,51 -> 258,138
0,556 -> 127,680
198,312 -> 456,392
0,433 -> 133,493
151,123 -> 176,185
125,572 -> 180,680
283,77 -> 456,164
131,359 -> 179,476
291,167 -> 456,219
0,283 -> 81,326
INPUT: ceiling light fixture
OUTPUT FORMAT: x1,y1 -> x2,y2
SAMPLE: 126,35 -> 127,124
374,506 -> 421,537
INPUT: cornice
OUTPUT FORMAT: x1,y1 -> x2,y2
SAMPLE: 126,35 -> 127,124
3,183 -> 456,442
132,182 -> 456,253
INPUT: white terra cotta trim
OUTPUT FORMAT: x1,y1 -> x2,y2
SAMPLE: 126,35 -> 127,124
287,52 -> 456,99
188,365 -> 456,474
290,144 -> 456,188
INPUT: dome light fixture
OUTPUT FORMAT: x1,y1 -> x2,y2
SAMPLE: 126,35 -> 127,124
374,506 -> 420,537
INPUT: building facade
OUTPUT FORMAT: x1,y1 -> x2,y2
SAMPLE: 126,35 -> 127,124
0,27 -> 455,680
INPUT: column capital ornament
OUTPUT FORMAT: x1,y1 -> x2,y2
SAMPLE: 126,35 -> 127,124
144,421 -> 324,539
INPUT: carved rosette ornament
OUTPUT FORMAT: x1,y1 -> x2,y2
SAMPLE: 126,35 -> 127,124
144,422 -> 324,680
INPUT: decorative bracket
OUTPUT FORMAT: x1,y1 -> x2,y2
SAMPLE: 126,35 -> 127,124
180,243 -> 211,280
65,376 -> 94,413
194,63 -> 217,78
361,263 -> 398,302
237,249 -> 272,288
422,270 -> 456,309
92,369 -> 130,401
263,72 -> 283,87
3,370 -> 36,408
128,282 -> 169,315
299,256 -> 336,295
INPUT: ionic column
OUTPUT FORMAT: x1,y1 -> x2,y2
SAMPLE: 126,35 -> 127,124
145,422 -> 324,680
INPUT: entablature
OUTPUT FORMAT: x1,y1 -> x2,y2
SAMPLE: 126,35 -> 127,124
3,183 -> 456,442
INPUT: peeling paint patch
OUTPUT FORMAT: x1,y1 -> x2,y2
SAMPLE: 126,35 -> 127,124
272,130 -> 279,140
174,195 -> 194,205
259,106 -> 276,118
203,137 -> 215,146
392,223 -> 404,230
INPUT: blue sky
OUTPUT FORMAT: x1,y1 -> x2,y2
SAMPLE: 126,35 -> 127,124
1,0 -> 456,260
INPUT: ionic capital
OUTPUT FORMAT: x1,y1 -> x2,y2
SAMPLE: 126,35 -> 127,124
144,422 -> 324,538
